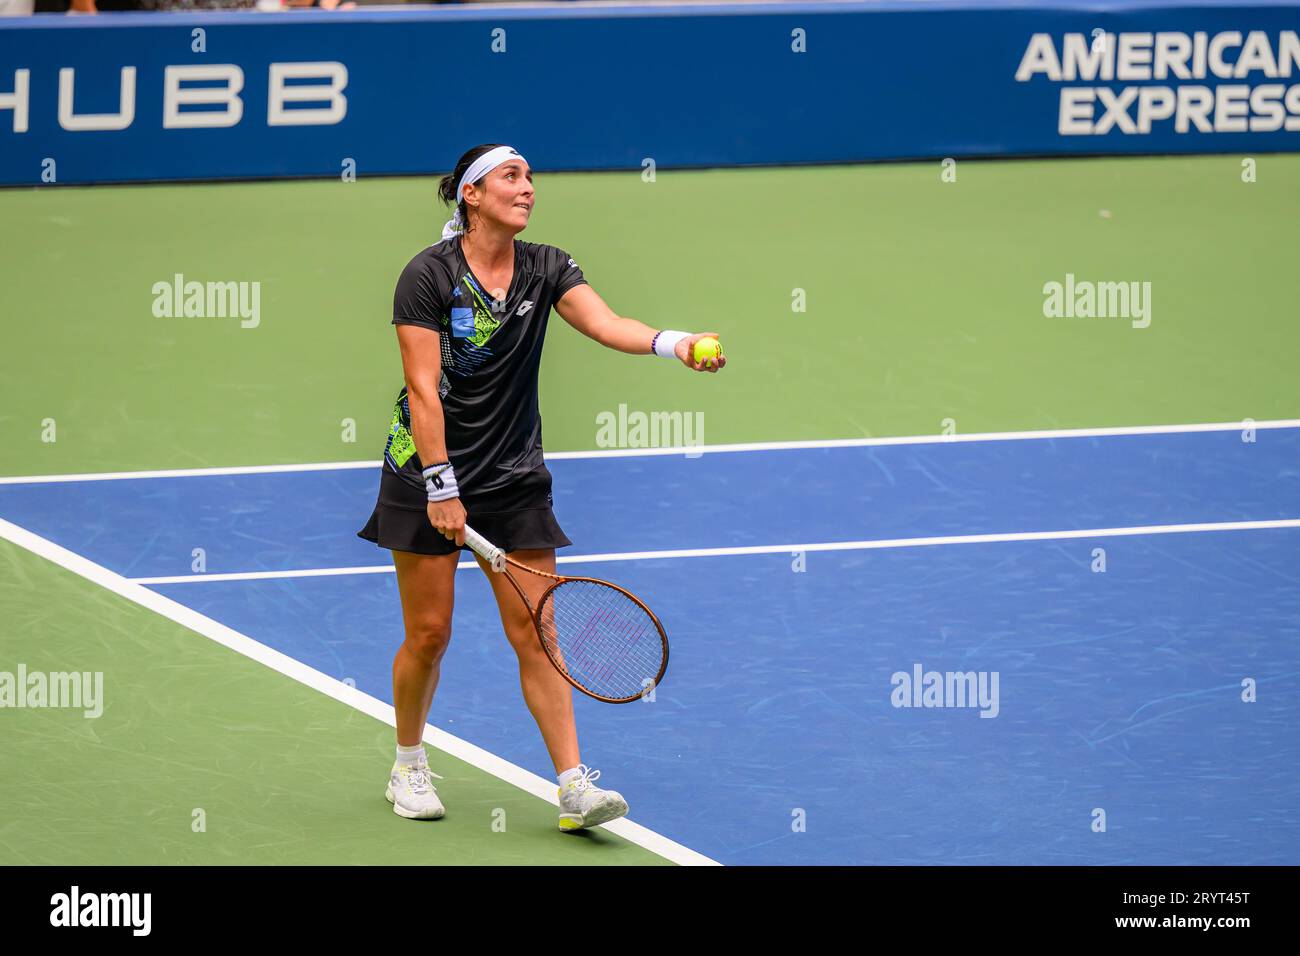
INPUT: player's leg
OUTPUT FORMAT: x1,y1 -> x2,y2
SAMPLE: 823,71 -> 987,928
386,548 -> 459,819
475,547 -> 628,831
393,548 -> 459,741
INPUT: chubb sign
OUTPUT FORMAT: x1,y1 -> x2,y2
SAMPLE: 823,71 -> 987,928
0,62 -> 348,133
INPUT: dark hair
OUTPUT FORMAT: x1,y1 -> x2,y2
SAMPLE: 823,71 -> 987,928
438,143 -> 505,237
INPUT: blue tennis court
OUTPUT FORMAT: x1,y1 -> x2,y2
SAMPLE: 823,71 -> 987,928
2,425 -> 1297,865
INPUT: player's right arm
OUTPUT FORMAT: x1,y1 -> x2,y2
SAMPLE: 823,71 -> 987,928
395,324 -> 466,546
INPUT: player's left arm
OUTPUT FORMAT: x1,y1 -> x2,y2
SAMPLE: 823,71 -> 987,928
555,284 -> 726,373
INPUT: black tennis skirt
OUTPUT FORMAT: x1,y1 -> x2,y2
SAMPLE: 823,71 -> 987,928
357,466 -> 572,557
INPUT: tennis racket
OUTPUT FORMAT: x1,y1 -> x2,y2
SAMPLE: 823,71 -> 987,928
462,525 -> 669,704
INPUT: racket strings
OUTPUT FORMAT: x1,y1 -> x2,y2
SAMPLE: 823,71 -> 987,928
538,580 -> 664,701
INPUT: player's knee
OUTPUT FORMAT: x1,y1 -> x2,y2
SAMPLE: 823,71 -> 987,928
502,616 -> 543,657
404,615 -> 452,664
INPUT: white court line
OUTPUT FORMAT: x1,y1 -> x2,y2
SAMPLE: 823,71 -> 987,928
0,516 -> 718,867
129,518 -> 1300,585
2,418 -> 1296,485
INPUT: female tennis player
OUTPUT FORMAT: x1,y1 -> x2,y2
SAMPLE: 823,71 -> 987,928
358,144 -> 726,828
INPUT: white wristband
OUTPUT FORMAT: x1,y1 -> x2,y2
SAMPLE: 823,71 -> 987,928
422,462 -> 459,502
651,330 -> 689,359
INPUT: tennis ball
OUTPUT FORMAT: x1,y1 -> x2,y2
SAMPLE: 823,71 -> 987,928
693,336 -> 723,366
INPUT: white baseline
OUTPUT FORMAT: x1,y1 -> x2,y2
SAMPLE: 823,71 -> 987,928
1,418 -> 1295,485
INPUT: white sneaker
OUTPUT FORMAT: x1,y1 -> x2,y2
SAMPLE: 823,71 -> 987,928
557,765 -> 628,832
385,761 -> 445,820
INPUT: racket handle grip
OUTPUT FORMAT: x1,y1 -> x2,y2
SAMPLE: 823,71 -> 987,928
462,524 -> 506,572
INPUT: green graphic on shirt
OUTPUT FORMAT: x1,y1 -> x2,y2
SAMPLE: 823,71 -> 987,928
386,401 -> 416,468
463,278 -> 502,348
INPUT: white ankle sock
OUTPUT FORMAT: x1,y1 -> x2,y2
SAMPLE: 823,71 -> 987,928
396,744 -> 425,766
558,767 -> 582,786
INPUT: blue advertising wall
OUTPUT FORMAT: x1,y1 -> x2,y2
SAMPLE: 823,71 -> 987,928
1,0 -> 1298,185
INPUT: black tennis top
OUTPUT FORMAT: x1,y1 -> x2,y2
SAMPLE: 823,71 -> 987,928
383,235 -> 587,497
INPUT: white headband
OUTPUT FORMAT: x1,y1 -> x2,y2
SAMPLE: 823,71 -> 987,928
441,145 -> 527,240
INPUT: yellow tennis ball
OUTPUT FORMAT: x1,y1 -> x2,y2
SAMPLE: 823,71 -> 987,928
693,336 -> 722,366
